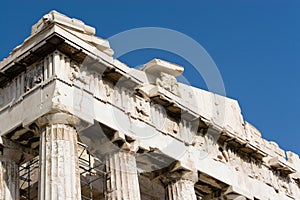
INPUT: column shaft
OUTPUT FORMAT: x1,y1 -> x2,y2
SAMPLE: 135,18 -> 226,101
38,124 -> 81,200
165,179 -> 197,200
0,158 -> 19,200
105,151 -> 141,200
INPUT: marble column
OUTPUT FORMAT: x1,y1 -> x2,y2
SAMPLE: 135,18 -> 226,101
105,151 -> 141,200
38,122 -> 81,200
161,162 -> 198,200
0,145 -> 19,200
165,178 -> 197,200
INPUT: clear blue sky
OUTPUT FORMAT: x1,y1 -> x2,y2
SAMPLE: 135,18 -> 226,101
1,1 -> 299,155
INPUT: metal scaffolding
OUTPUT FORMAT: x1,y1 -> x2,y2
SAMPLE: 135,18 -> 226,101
19,142 -> 106,200
78,142 -> 107,200
19,158 -> 39,200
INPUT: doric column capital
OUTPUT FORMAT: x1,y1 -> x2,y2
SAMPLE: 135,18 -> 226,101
159,161 -> 198,200
225,194 -> 247,200
159,161 -> 198,185
223,186 -> 248,200
35,112 -> 89,130
110,131 -> 139,153
91,130 -> 139,157
161,171 -> 198,186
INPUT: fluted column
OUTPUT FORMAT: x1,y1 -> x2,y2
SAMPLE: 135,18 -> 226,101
0,144 -> 19,200
105,151 -> 141,200
160,161 -> 198,200
165,179 -> 196,200
38,117 -> 81,200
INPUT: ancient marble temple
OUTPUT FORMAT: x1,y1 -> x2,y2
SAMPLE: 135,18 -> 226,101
0,11 -> 299,200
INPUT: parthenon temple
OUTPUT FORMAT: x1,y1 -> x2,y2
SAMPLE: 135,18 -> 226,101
0,11 -> 299,200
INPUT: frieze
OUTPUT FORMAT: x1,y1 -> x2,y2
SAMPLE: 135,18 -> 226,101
191,131 -> 299,197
